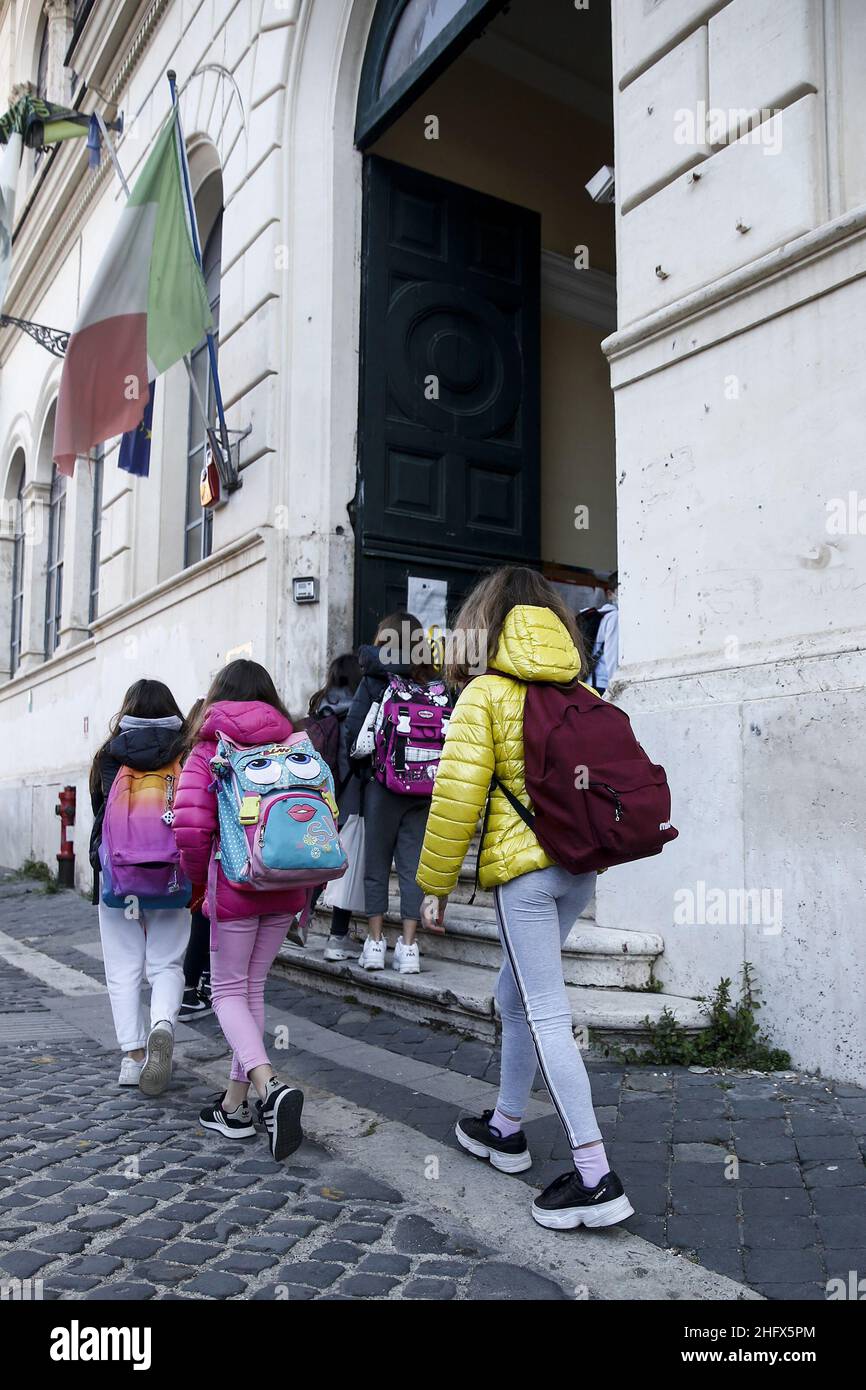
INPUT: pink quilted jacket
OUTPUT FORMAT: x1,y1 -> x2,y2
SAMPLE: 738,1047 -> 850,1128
173,699 -> 307,922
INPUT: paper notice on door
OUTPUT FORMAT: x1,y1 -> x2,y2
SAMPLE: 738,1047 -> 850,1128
407,576 -> 448,635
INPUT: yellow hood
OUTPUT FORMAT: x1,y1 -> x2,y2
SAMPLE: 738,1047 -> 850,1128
489,604 -> 580,684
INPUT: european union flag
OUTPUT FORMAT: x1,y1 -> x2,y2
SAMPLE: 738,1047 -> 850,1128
118,380 -> 155,477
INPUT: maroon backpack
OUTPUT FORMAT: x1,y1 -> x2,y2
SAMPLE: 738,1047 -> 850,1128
492,678 -> 678,873
296,712 -> 341,778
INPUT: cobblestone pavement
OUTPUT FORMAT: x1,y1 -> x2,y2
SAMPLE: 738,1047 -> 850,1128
2,879 -> 864,1302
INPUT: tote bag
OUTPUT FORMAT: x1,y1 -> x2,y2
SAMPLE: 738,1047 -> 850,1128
350,700 -> 380,759
321,813 -> 366,915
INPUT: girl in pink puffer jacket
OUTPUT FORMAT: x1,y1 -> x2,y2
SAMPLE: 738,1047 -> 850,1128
173,659 -> 306,1160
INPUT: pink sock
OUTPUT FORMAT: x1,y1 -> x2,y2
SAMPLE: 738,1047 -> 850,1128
572,1140 -> 609,1187
489,1107 -> 521,1138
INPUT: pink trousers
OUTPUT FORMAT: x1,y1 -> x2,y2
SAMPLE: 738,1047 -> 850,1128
210,914 -> 292,1083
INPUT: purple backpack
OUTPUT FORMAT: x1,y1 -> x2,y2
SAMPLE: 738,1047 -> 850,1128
100,760 -> 191,909
373,677 -> 452,796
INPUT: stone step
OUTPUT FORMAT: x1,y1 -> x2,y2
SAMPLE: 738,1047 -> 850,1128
446,875 -> 597,917
272,940 -> 706,1053
391,860 -> 596,917
310,901 -> 661,988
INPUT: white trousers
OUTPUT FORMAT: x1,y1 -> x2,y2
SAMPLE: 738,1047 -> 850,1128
97,902 -> 189,1052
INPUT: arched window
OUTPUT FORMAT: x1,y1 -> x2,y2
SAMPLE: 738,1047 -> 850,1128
355,0 -> 496,147
9,467 -> 25,675
184,212 -> 222,568
89,447 -> 103,623
44,464 -> 66,656
380,0 -> 468,95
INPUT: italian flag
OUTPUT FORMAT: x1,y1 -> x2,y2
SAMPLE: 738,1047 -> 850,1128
53,109 -> 212,475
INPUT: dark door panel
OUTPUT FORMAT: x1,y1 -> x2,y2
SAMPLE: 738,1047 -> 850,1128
357,156 -> 540,639
357,551 -> 489,653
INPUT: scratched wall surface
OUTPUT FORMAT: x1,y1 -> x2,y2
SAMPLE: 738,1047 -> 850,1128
613,278 -> 866,669
603,0 -> 866,1083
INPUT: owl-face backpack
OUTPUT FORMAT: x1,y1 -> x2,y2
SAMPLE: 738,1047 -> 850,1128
209,731 -> 347,895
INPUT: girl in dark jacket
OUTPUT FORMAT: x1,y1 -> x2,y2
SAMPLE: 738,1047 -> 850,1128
89,680 -> 188,1094
308,653 -> 362,960
345,612 -> 437,975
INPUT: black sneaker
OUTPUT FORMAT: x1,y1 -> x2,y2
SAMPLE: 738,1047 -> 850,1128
531,1168 -> 634,1230
257,1080 -> 304,1160
456,1110 -> 532,1173
199,1094 -> 256,1139
178,987 -> 213,1021
199,971 -> 212,1005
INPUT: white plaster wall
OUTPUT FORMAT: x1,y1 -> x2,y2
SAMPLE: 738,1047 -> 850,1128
613,0 -> 828,326
605,0 -> 866,1082
618,94 -> 825,324
597,650 -> 866,1084
834,0 -> 866,213
617,26 -> 709,212
613,277 -> 866,669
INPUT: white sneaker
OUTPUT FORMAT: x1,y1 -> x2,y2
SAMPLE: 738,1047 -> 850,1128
324,935 -> 355,962
359,936 -> 386,971
118,1056 -> 144,1087
392,937 -> 420,975
139,1020 -> 174,1096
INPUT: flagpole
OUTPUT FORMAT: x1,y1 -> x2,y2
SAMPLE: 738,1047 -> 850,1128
96,110 -> 212,443
166,70 -> 233,478
94,110 -> 129,196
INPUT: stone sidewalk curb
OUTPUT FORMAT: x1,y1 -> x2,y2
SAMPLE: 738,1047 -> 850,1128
184,1052 -> 762,1303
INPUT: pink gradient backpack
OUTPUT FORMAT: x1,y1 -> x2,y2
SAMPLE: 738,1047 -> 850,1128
100,761 -> 191,909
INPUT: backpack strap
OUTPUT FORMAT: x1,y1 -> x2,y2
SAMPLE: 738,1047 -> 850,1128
207,845 -> 219,951
468,775 -> 536,904
469,782 -> 493,905
492,774 -> 536,833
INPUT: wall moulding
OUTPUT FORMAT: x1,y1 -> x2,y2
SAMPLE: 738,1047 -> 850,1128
604,204 -> 866,387
87,527 -> 268,642
541,251 -> 616,332
612,639 -> 866,713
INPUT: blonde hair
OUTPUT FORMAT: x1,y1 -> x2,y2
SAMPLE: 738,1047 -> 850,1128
445,566 -> 586,687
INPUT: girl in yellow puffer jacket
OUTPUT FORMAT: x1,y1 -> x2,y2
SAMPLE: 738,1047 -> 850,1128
417,566 -> 634,1231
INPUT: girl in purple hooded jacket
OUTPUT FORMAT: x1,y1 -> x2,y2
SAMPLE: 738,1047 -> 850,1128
173,660 -> 306,1160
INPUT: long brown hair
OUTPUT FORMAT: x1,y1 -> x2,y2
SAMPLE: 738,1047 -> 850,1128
374,610 -> 437,683
308,651 -> 363,716
445,565 -> 586,686
89,679 -> 184,797
183,659 -> 290,753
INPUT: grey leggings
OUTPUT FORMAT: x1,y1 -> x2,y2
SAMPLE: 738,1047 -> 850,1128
494,865 -> 601,1148
363,779 -> 428,919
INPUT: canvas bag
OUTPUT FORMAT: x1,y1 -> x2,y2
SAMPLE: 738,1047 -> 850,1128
488,677 -> 678,874
350,699 -> 380,759
321,813 -> 366,915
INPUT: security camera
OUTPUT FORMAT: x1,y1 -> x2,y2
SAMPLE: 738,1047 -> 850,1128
585,165 -> 615,204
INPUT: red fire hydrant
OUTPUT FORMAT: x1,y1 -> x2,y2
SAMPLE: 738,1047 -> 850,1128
55,785 -> 76,888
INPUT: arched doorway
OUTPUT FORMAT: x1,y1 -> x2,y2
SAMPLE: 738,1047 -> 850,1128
353,0 -> 617,641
